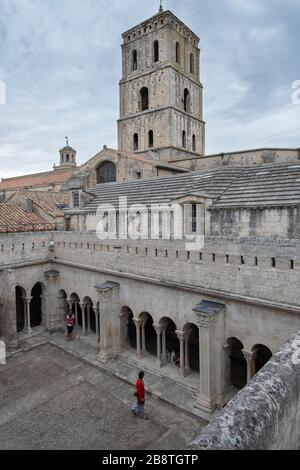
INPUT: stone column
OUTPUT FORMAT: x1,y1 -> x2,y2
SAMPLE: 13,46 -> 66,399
22,297 -> 28,331
195,315 -> 217,416
95,282 -> 120,363
74,302 -> 79,327
87,304 -> 91,334
43,270 -> 60,332
161,322 -> 168,365
80,303 -> 86,336
243,350 -> 255,384
154,324 -> 162,366
176,330 -> 185,372
184,328 -> 192,373
141,320 -> 146,357
25,297 -> 33,335
96,305 -> 100,344
2,269 -> 19,350
133,319 -> 142,359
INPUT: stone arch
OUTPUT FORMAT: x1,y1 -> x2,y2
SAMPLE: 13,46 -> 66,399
183,323 -> 199,372
15,285 -> 27,332
182,130 -> 187,148
96,161 -> 116,184
120,306 -> 136,350
159,317 -> 179,363
226,337 -> 247,390
70,292 -> 81,328
184,88 -> 190,113
139,311 -> 156,357
82,297 -> 96,334
30,282 -> 46,328
148,129 -> 154,148
133,133 -> 139,151
252,344 -> 272,374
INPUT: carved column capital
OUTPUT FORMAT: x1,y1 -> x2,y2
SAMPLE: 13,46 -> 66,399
197,315 -> 216,329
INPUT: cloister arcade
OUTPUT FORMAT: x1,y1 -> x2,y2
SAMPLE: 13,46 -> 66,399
13,283 -> 273,401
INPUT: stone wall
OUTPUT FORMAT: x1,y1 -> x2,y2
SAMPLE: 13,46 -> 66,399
188,329 -> 300,450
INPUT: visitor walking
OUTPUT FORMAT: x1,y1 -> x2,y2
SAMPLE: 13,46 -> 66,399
132,371 -> 148,420
65,310 -> 76,342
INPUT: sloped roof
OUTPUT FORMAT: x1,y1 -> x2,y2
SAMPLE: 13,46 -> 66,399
81,163 -> 300,212
0,204 -> 55,233
0,168 -> 76,191
6,189 -> 69,218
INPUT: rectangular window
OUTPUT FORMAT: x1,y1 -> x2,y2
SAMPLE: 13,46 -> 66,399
192,203 -> 197,233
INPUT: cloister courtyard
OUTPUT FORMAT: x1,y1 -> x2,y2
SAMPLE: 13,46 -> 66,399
0,340 -> 204,450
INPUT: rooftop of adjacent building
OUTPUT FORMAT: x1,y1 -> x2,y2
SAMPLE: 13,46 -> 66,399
0,203 -> 55,233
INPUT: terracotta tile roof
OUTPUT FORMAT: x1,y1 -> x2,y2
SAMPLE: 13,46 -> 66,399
0,204 -> 55,233
7,190 -> 69,218
0,168 -> 76,191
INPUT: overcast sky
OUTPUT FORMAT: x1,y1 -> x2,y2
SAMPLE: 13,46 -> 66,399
0,0 -> 299,179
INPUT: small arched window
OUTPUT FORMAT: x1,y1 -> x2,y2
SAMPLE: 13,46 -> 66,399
148,130 -> 154,148
140,87 -> 149,111
96,161 -> 117,184
133,133 -> 139,151
182,130 -> 186,148
153,40 -> 159,62
184,88 -> 190,113
192,134 -> 196,152
190,53 -> 195,74
132,50 -> 137,71
66,154 -> 69,162
176,42 -> 181,64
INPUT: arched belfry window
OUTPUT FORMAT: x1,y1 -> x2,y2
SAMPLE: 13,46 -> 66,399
192,134 -> 196,152
153,40 -> 159,62
148,130 -> 154,148
140,87 -> 149,111
132,50 -> 137,71
184,88 -> 190,113
182,130 -> 186,148
96,161 -> 116,184
133,133 -> 139,151
190,53 -> 195,74
176,42 -> 181,64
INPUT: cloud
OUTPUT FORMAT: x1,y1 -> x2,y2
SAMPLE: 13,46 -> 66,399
0,0 -> 299,178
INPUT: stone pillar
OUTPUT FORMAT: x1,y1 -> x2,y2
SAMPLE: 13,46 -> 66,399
87,304 -> 91,334
80,303 -> 86,336
2,269 -> 19,350
195,315 -> 217,416
96,305 -> 100,344
25,297 -> 33,335
161,322 -> 168,365
43,270 -> 61,332
95,282 -> 120,363
176,330 -> 185,373
74,302 -> 79,327
154,324 -> 162,366
243,350 -> 255,384
141,320 -> 146,357
133,318 -> 142,359
184,328 -> 192,373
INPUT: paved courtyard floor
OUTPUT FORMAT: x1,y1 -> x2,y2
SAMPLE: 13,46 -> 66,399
0,343 -> 205,450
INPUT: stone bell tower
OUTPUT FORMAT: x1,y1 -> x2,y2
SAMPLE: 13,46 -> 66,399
118,7 -> 205,162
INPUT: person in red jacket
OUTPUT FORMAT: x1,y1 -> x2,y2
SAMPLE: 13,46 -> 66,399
65,310 -> 76,342
132,371 -> 148,419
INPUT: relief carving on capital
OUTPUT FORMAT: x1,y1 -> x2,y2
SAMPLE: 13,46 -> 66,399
197,315 -> 216,329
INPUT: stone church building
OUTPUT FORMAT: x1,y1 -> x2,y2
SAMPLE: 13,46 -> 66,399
0,7 -> 300,434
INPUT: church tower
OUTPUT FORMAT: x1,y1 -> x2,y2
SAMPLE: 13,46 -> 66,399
118,7 -> 205,162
